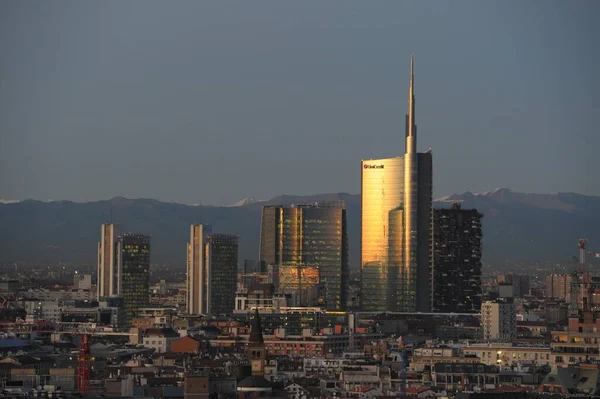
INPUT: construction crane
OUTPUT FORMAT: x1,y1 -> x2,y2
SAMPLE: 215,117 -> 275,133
574,239 -> 600,312
77,333 -> 91,393
578,239 -> 590,311
397,337 -> 407,398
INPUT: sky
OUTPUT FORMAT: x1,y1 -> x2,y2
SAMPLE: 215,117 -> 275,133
1,1 -> 599,206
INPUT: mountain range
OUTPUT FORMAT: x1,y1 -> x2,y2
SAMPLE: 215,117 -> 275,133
0,188 -> 598,269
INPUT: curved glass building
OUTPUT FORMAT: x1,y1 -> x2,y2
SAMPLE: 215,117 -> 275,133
360,56 -> 433,312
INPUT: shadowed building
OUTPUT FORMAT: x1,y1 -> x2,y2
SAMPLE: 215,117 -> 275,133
361,56 -> 433,312
433,204 -> 483,313
210,233 -> 239,315
121,233 -> 151,323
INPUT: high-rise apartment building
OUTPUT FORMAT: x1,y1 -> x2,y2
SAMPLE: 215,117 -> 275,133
482,299 -> 516,341
121,233 -> 150,323
186,225 -> 239,315
433,204 -> 483,313
546,274 -> 572,302
210,234 -> 239,315
97,224 -> 119,299
259,201 -> 348,311
361,56 -> 433,312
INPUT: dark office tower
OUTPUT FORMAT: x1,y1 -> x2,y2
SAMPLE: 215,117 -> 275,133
259,201 -> 349,311
210,234 -> 239,315
361,55 -> 433,312
513,274 -> 530,298
120,233 -> 150,323
433,204 -> 483,313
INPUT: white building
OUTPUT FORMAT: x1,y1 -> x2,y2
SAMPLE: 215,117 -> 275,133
142,328 -> 180,353
303,357 -> 351,376
234,289 -> 291,314
463,343 -> 551,367
482,299 -> 516,341
21,288 -> 95,302
73,274 -> 92,290
40,302 -> 64,322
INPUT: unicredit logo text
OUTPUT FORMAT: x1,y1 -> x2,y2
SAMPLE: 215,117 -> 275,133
363,164 -> 384,169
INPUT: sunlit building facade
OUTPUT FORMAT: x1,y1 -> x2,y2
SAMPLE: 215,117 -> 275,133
97,224 -> 120,299
187,224 -> 212,315
259,201 -> 348,311
360,56 -> 433,312
121,233 -> 151,323
278,265 -> 320,307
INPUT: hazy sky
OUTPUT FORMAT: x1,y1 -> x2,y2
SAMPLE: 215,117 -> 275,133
1,1 -> 598,205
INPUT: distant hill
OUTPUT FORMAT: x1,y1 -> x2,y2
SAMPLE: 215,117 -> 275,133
0,189 -> 598,268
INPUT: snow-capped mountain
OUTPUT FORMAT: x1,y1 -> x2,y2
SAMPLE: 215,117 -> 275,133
227,197 -> 262,207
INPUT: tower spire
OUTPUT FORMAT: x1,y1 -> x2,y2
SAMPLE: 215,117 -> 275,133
405,54 -> 416,154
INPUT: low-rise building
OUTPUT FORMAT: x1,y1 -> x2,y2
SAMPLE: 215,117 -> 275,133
410,347 -> 480,372
304,357 -> 351,376
142,327 -> 180,353
210,327 -> 382,357
431,363 -> 499,391
551,310 -> 600,370
463,343 -> 550,367
171,336 -> 202,353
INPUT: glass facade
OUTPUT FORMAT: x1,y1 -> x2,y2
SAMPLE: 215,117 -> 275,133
260,202 -> 348,311
360,157 -> 404,311
120,233 -> 150,324
360,154 -> 432,312
278,265 -> 320,306
210,234 -> 239,315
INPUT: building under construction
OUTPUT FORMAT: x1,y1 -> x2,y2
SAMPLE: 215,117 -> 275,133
570,239 -> 600,313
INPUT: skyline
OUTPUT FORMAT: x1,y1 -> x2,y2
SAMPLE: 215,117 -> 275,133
2,185 -> 600,207
1,1 -> 598,205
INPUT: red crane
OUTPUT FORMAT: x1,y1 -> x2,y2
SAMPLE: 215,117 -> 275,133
77,334 -> 91,393
577,239 -> 600,311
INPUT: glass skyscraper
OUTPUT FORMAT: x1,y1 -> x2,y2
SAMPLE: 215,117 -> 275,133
186,225 -> 238,315
259,201 -> 349,311
120,233 -> 150,323
210,234 -> 239,315
361,56 -> 433,312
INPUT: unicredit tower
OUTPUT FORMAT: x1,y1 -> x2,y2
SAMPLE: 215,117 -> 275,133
360,55 -> 433,312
